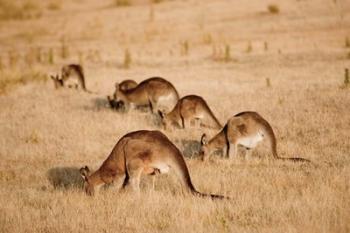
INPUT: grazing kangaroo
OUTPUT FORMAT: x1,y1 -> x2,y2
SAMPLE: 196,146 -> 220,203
80,130 -> 226,199
118,79 -> 138,91
199,111 -> 310,163
113,77 -> 179,113
107,80 -> 138,110
158,95 -> 222,130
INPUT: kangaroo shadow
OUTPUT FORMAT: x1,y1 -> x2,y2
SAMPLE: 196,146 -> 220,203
178,139 -> 226,159
179,139 -> 202,158
90,97 -> 112,111
83,97 -> 125,112
47,167 -> 84,190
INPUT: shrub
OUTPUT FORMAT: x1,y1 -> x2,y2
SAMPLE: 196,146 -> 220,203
115,0 -> 131,7
267,4 -> 279,14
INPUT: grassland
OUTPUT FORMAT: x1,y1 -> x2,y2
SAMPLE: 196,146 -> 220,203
0,0 -> 349,232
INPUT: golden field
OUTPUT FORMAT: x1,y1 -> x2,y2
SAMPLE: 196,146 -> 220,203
0,0 -> 349,232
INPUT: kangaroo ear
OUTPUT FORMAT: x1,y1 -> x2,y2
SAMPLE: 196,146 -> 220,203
201,134 -> 208,145
50,75 -> 57,80
115,82 -> 120,89
158,110 -> 165,119
79,166 -> 90,181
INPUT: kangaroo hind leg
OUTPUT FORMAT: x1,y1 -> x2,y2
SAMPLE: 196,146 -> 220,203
125,159 -> 145,194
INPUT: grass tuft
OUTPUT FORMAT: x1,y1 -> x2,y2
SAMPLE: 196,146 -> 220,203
342,68 -> 349,88
203,33 -> 213,45
115,0 -> 131,7
48,48 -> 54,65
181,40 -> 189,56
264,41 -> 268,51
211,44 -> 235,62
47,1 -> 61,11
224,44 -> 231,62
60,37 -> 69,59
246,41 -> 252,53
345,37 -> 350,48
123,48 -> 132,69
267,4 -> 280,14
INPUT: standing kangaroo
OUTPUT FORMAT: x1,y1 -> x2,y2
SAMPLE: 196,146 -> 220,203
199,111 -> 310,162
158,95 -> 222,130
112,77 -> 179,113
80,130 -> 226,199
51,64 -> 91,92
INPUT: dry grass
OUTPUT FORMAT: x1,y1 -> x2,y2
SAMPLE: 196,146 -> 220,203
0,0 -> 349,232
0,0 -> 42,20
0,68 -> 47,94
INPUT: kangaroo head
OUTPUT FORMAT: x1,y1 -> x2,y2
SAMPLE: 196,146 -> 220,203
199,133 -> 209,161
113,83 -> 127,100
61,65 -> 71,81
79,166 -> 94,196
50,74 -> 64,89
112,83 -> 130,111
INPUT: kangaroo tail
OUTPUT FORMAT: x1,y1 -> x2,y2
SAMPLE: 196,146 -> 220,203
277,157 -> 311,163
191,190 -> 229,200
262,120 -> 310,163
171,147 -> 229,200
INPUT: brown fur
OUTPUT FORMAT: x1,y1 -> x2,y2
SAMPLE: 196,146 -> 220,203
113,77 -> 179,113
80,130 -> 227,199
61,64 -> 87,90
200,111 -> 310,162
118,79 -> 138,91
159,95 -> 222,130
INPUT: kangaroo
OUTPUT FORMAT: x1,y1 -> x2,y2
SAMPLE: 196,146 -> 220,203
51,64 -> 96,93
80,130 -> 226,199
118,79 -> 138,91
61,64 -> 87,90
113,77 -> 179,113
199,111 -> 310,163
158,95 -> 222,130
107,80 -> 138,110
